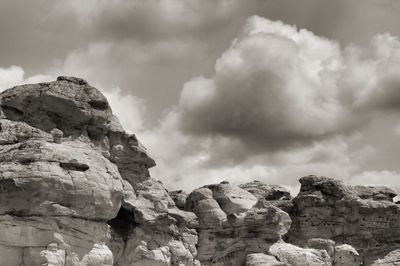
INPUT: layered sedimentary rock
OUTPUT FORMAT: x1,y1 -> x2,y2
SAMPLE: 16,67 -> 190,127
185,181 -> 291,266
0,77 -> 197,266
3,77 -> 400,266
286,175 -> 400,265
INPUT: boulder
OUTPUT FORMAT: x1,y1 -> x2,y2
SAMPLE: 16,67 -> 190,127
307,238 -> 335,259
333,244 -> 361,266
246,253 -> 285,266
269,242 -> 331,266
169,190 -> 189,210
0,77 -> 197,266
371,249 -> 400,266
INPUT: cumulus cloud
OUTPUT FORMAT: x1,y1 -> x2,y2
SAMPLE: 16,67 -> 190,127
140,16 -> 400,191
0,65 -> 53,92
103,87 -> 147,134
177,16 -> 400,155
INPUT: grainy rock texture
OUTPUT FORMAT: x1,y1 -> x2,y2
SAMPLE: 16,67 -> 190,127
269,242 -> 332,266
245,253 -> 285,266
239,180 -> 293,212
2,78 -> 400,266
0,77 -> 197,266
333,244 -> 361,266
371,249 -> 400,266
286,175 -> 400,265
186,182 -> 291,266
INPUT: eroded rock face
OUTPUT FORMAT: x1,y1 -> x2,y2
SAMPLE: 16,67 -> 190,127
240,180 -> 293,212
186,181 -> 291,265
269,242 -> 331,266
3,78 -> 400,266
286,175 -> 400,265
371,249 -> 400,266
245,253 -> 285,266
0,77 -> 196,266
333,244 -> 361,266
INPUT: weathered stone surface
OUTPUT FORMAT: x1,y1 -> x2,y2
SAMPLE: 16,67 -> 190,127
169,190 -> 188,210
269,242 -> 331,266
240,180 -> 293,212
371,249 -> 400,266
0,77 -> 196,266
333,244 -> 361,266
4,78 -> 400,266
186,182 -> 291,266
246,253 -> 285,266
306,238 -> 335,259
0,215 -> 111,266
286,175 -> 400,265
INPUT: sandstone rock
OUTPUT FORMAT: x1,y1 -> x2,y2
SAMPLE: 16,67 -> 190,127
240,181 -> 291,201
333,244 -> 361,266
371,249 -> 400,265
353,186 -> 397,202
203,182 -> 258,214
246,253 -> 285,266
0,77 -> 197,266
240,180 -> 293,212
269,242 -> 331,266
169,190 -> 188,210
286,175 -> 400,265
186,182 -> 291,265
306,238 -> 335,259
51,128 -> 64,144
5,77 -> 400,266
40,242 -> 66,266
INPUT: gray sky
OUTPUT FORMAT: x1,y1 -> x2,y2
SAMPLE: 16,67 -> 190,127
1,0 -> 400,193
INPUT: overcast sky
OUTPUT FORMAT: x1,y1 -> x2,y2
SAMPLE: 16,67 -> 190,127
1,0 -> 400,194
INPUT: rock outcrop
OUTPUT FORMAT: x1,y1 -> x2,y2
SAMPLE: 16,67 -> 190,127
286,175 -> 400,265
2,78 -> 400,266
269,242 -> 331,266
185,181 -> 291,266
0,77 -> 197,266
245,253 -> 284,266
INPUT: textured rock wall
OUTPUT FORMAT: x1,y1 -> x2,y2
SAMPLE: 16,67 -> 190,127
0,77 -> 197,266
285,175 -> 400,265
185,182 -> 291,266
1,78 -> 400,266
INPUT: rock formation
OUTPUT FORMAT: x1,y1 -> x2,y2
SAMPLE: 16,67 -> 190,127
0,77 -> 197,266
286,175 -> 400,265
185,182 -> 291,265
1,78 -> 400,266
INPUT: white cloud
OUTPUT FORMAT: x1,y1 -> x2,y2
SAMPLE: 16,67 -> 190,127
0,66 -> 25,91
141,16 -> 400,191
103,87 -> 147,134
0,65 -> 53,92
350,170 -> 400,195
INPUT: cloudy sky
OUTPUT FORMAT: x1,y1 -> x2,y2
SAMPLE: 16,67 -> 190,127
1,0 -> 400,194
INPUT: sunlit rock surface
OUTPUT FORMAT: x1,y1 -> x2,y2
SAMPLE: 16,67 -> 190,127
186,181 -> 291,266
0,77 -> 196,266
2,78 -> 400,266
286,175 -> 400,265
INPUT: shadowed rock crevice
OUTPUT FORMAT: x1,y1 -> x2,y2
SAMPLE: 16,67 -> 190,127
107,207 -> 136,242
59,160 -> 90,172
